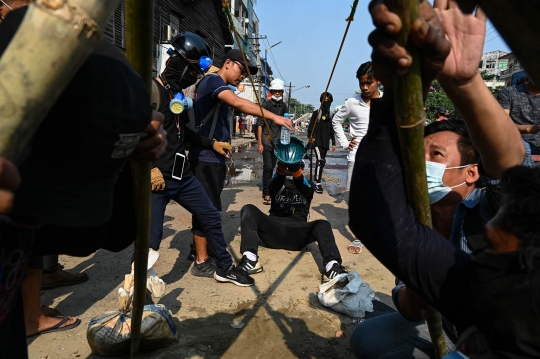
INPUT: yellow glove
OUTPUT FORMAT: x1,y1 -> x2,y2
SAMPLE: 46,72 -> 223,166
150,167 -> 166,191
213,140 -> 232,157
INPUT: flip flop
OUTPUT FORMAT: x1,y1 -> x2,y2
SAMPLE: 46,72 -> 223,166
263,195 -> 271,205
27,316 -> 81,338
348,240 -> 363,254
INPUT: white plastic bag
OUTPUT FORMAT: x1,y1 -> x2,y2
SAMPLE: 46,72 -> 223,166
317,270 -> 376,318
87,304 -> 178,356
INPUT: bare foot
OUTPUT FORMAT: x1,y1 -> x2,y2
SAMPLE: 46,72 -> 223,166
26,313 -> 79,337
41,304 -> 61,317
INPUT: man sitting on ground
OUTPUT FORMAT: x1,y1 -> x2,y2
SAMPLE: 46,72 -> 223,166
237,161 -> 346,280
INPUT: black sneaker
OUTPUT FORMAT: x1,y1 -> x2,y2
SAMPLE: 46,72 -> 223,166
324,263 -> 347,281
237,255 -> 263,275
315,184 -> 324,194
191,257 -> 216,278
214,265 -> 255,287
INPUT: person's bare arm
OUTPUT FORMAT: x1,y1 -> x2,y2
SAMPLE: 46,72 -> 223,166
369,0 -> 524,179
218,91 -> 293,130
257,126 -> 264,154
433,1 -> 525,178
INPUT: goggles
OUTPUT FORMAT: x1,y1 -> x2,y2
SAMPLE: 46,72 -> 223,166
167,47 -> 212,74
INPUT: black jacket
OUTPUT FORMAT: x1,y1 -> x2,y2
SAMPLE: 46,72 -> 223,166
257,99 -> 288,145
308,109 -> 336,149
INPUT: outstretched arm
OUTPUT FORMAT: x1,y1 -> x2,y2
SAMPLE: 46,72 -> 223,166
218,91 -> 293,130
434,1 -> 524,178
370,0 -> 525,178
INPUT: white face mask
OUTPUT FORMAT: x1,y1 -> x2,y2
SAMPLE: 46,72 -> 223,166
426,161 -> 472,204
272,95 -> 282,101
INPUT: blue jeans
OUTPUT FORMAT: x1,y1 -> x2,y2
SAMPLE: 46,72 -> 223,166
150,175 -> 232,270
350,310 -> 456,359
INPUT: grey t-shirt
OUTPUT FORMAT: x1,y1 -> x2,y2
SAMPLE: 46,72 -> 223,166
497,84 -> 540,147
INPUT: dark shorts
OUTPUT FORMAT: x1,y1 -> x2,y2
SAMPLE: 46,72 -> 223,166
190,160 -> 226,211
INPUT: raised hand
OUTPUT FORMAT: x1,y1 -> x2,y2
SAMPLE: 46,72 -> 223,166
434,0 -> 487,86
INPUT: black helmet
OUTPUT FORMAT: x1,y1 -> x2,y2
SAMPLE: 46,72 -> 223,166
170,32 -> 211,64
320,92 -> 333,103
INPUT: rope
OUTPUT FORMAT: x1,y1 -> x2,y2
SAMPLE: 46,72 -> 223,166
222,0 -> 276,149
308,0 -> 359,146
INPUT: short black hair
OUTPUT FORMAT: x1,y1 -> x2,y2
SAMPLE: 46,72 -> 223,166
499,166 -> 540,247
320,92 -> 333,103
356,61 -> 375,80
424,120 -> 479,166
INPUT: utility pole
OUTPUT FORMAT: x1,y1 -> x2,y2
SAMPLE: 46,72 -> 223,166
264,41 -> 281,100
288,81 -> 292,111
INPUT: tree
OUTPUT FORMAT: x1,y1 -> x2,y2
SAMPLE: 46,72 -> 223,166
289,97 -> 314,115
424,81 -> 455,121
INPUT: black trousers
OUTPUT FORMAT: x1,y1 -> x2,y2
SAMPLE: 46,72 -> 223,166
262,143 -> 277,196
314,146 -> 328,183
239,204 -> 341,266
190,161 -> 227,237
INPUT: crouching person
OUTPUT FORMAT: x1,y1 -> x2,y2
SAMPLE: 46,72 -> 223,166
238,160 -> 346,280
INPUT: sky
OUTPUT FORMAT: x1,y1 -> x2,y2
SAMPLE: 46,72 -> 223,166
255,0 -> 511,109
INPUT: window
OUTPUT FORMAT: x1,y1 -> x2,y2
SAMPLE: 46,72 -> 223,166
486,61 -> 496,69
104,1 -> 125,49
479,61 -> 483,69
498,60 -> 508,69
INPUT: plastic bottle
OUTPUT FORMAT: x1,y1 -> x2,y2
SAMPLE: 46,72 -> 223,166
280,113 -> 291,145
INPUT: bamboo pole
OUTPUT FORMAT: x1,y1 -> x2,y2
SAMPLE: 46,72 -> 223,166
124,0 -> 153,357
385,1 -> 447,358
308,0 -> 359,145
0,0 -> 119,162
222,0 -> 276,147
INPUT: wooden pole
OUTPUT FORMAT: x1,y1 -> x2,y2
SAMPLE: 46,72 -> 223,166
124,0 -> 153,357
386,1 -> 446,358
222,0 -> 276,147
0,0 -> 119,162
307,0 -> 359,145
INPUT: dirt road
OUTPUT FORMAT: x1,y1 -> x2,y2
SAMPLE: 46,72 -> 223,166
29,136 -> 395,359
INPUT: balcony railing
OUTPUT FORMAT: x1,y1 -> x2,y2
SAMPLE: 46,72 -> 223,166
500,64 -> 524,77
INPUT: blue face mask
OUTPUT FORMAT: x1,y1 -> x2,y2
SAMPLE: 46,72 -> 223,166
426,161 -> 471,204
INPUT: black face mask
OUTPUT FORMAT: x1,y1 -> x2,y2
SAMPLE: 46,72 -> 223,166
322,101 -> 332,112
163,56 -> 198,93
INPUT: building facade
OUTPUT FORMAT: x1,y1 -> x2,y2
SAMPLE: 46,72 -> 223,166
499,52 -> 528,86
103,0 -> 234,70
479,50 -> 509,88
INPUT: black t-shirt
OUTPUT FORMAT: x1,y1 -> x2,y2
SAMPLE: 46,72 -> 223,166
1,8 -> 151,227
151,79 -> 192,179
257,100 -> 288,145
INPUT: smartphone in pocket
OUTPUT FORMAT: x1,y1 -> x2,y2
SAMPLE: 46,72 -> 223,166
172,153 -> 186,180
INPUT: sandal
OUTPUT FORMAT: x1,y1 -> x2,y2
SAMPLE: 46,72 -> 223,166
27,316 -> 81,338
263,195 -> 271,205
348,240 -> 363,254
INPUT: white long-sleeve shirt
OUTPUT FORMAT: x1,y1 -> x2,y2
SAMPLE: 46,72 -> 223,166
332,91 -> 382,162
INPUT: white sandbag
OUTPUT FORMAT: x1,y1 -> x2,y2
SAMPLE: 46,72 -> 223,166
317,270 -> 376,318
87,304 -> 178,356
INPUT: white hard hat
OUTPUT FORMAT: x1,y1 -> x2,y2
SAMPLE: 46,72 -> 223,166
269,78 -> 285,91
